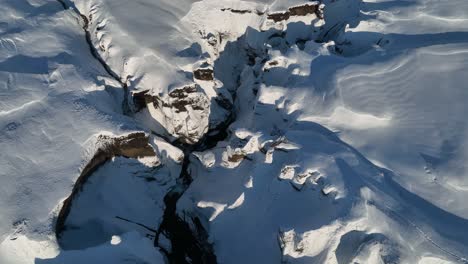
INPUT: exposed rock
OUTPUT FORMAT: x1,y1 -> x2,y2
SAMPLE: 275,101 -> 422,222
267,3 -> 321,22
165,85 -> 208,113
131,90 -> 149,112
227,152 -> 247,163
267,12 -> 291,22
220,8 -> 264,16
144,84 -> 210,144
268,60 -> 279,66
194,68 -> 214,81
289,4 -> 318,16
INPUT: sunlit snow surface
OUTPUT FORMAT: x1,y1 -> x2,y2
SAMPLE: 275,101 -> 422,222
1,0 -> 468,263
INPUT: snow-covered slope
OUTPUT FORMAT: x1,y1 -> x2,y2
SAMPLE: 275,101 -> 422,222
69,0 -> 230,144
305,0 -> 468,221
0,0 -> 180,263
175,1 -> 468,262
1,0 -> 468,263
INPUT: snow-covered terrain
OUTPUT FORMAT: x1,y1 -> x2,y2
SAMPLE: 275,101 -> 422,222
1,0 -> 468,263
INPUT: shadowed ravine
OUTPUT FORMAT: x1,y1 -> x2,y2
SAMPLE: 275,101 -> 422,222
28,1 -> 468,263
152,95 -> 236,262
50,1 -> 326,262
53,0 -> 243,262
156,150 -> 218,263
56,0 -> 131,114
154,37 -> 247,264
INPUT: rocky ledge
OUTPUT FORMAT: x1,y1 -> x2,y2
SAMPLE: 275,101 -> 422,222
55,132 -> 156,241
267,3 -> 323,22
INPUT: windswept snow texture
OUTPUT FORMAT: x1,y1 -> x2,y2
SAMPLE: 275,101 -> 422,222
1,0 -> 468,264
177,0 -> 468,263
0,0 -> 177,263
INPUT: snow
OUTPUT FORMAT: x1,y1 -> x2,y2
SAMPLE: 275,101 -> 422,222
299,0 -> 468,220
0,0 -> 179,263
59,156 -> 176,250
1,0 -> 468,263
0,0 -> 126,252
176,0 -> 468,263
35,232 -> 166,264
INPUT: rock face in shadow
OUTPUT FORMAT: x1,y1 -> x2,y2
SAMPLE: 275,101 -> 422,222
156,155 -> 218,264
55,132 -> 156,241
132,90 -> 150,112
194,68 -> 214,81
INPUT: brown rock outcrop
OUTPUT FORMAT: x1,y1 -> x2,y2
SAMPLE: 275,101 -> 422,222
267,3 -> 321,22
194,68 -> 214,81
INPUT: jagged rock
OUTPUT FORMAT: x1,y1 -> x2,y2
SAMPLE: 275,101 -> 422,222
267,3 -> 321,22
194,68 -> 214,81
132,81 -> 226,144
267,12 -> 291,22
145,84 -> 211,144
288,4 -> 318,16
166,85 -> 205,113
